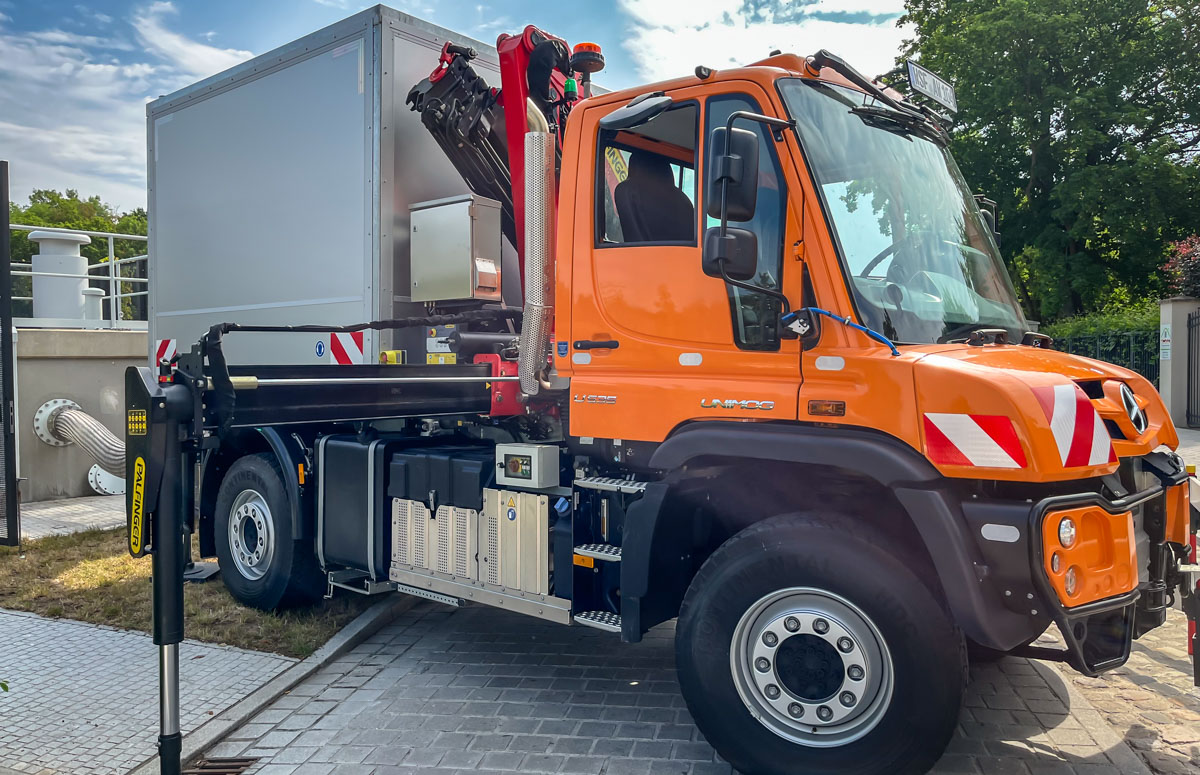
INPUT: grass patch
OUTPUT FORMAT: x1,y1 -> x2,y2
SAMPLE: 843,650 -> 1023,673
0,527 -> 372,658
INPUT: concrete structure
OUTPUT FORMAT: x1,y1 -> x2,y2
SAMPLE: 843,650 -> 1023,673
27,230 -> 90,320
1158,296 -> 1199,428
15,327 -> 146,502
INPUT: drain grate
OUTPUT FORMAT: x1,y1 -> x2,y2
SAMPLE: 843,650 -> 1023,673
182,757 -> 258,775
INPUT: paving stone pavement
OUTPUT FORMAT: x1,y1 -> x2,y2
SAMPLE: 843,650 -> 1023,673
18,495 -> 125,540
212,600 -> 1146,775
0,608 -> 296,775
1052,609 -> 1200,774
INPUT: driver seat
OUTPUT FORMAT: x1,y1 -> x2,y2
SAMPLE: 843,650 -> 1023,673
614,151 -> 694,243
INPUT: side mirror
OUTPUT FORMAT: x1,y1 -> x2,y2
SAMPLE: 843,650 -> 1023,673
974,194 -> 1002,247
705,126 -> 759,222
703,227 -> 758,282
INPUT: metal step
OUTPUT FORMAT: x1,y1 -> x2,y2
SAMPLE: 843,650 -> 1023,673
574,543 -> 622,562
574,476 -> 648,494
573,610 -> 622,633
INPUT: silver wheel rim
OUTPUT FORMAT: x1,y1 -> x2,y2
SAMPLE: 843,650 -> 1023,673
730,587 -> 894,747
228,489 -> 275,581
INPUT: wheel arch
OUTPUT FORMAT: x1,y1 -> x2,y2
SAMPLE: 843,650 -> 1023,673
199,427 -> 308,557
621,421 -> 1037,650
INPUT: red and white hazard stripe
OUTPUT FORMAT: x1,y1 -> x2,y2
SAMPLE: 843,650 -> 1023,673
1032,384 -> 1115,467
923,413 -> 1027,469
329,332 -> 365,365
155,338 -> 177,364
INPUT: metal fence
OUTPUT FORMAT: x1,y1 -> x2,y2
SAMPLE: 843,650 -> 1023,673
1053,331 -> 1159,387
9,223 -> 147,329
1,164 -> 20,545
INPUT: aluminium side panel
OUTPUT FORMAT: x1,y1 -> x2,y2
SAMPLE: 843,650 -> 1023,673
147,10 -> 379,366
376,10 -> 511,356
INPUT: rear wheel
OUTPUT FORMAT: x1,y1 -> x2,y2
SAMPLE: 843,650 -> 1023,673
214,453 -> 322,610
676,514 -> 965,775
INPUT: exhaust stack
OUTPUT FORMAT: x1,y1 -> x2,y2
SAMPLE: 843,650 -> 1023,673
518,130 -> 555,396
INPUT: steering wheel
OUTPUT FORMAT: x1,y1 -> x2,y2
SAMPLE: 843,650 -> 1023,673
858,234 -> 911,278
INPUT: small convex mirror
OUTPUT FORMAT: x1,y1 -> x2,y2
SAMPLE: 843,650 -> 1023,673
599,92 -> 673,131
705,126 -> 759,222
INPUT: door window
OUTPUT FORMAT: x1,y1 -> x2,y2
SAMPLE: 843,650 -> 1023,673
705,95 -> 787,351
596,103 -> 698,246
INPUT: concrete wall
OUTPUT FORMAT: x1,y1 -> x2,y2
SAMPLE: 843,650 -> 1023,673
1159,298 -> 1199,429
16,328 -> 146,502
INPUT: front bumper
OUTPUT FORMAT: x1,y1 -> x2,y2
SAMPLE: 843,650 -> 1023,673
951,450 -> 1194,677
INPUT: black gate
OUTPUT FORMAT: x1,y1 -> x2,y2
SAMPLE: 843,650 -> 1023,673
0,161 -> 18,545
1188,310 -> 1200,428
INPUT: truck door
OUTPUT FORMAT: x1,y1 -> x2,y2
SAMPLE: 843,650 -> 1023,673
560,84 -> 803,444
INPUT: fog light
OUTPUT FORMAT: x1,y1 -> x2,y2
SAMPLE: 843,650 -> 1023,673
1051,552 -> 1061,573
1065,566 -> 1080,596
1058,517 -> 1077,548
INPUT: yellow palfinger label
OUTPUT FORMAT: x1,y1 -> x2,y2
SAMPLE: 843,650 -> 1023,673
129,456 -> 146,555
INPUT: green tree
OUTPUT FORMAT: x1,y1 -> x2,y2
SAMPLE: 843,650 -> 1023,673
892,0 -> 1200,322
8,189 -> 147,318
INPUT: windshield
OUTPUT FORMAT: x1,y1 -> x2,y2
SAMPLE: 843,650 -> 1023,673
778,78 -> 1029,345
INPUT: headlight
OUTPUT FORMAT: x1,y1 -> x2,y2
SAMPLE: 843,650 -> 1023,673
1065,566 -> 1079,596
1058,517 -> 1077,548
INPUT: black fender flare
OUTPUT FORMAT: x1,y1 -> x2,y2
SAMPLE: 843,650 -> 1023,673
623,421 -> 1037,650
199,428 -> 309,545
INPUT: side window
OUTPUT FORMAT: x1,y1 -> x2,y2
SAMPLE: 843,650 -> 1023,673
596,103 -> 698,246
705,95 -> 787,351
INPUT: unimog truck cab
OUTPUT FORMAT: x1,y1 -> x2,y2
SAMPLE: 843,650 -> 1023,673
128,12 -> 1199,774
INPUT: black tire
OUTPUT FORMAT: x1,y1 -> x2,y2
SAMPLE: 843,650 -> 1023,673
676,513 -> 966,775
214,453 -> 322,610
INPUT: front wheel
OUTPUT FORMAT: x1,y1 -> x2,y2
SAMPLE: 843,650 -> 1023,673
676,514 -> 965,775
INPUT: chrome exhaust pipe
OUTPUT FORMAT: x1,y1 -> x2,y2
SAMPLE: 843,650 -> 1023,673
518,130 -> 555,396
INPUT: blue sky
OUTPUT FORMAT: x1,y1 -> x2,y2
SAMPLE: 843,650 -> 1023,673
0,0 -> 906,212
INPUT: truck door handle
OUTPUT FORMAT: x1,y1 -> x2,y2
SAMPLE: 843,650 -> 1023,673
573,339 -> 620,350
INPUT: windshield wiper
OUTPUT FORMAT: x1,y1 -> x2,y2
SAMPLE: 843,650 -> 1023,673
937,323 -> 1011,345
850,105 -> 948,146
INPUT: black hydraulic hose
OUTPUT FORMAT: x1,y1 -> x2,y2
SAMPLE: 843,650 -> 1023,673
51,407 -> 125,476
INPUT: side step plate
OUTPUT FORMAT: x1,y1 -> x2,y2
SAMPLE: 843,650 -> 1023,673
574,610 -> 622,633
574,476 -> 648,495
575,543 -> 622,562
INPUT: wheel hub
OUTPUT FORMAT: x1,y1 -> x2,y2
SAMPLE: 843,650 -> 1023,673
731,588 -> 894,747
228,489 -> 275,581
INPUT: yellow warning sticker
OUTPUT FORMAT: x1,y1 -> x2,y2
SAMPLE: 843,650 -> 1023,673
426,353 -> 457,365
127,409 -> 147,436
507,496 -> 516,508
129,457 -> 146,555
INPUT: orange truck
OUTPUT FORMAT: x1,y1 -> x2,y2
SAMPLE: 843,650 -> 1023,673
127,12 -> 1200,775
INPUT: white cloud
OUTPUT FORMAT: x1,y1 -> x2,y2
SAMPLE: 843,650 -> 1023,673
616,0 -> 907,83
27,29 -> 134,50
132,2 -> 252,80
0,4 -> 255,211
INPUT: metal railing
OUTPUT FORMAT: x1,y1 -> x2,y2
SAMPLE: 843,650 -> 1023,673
9,223 -> 147,329
1053,331 -> 1160,388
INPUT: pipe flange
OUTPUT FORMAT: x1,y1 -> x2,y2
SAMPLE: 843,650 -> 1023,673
33,399 -> 81,447
88,464 -> 126,495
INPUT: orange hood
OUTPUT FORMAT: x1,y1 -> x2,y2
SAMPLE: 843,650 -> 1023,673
910,344 -> 1176,482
